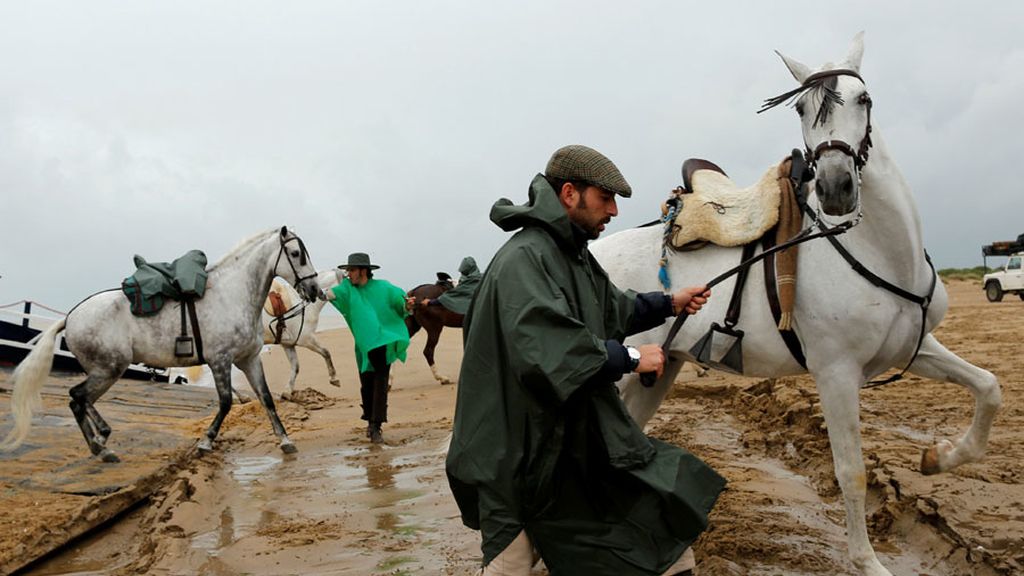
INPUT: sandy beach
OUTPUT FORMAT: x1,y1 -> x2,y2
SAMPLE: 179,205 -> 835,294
4,279 -> 1023,575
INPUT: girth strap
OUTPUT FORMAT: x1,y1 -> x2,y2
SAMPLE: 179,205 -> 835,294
176,298 -> 205,364
762,233 -> 807,369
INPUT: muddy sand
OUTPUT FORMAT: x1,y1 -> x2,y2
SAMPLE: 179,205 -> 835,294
4,279 -> 1023,575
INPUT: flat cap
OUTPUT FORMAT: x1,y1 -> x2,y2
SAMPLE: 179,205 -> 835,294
545,145 -> 632,198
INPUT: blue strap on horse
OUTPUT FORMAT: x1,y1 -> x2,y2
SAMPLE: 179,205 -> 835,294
658,195 -> 683,289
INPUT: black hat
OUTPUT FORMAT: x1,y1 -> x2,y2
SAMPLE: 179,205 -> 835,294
337,252 -> 380,270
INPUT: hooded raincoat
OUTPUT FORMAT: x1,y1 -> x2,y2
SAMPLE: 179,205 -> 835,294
437,256 -> 482,315
446,175 -> 725,575
328,277 -> 410,373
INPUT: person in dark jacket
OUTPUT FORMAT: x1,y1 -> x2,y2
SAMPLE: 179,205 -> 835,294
446,145 -> 725,576
417,256 -> 482,315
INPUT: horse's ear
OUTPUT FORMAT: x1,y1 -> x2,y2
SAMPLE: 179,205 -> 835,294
776,50 -> 811,84
280,226 -> 288,238
844,31 -> 865,73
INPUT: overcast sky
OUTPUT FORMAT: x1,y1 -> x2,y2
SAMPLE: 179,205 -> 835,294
1,1 -> 1022,313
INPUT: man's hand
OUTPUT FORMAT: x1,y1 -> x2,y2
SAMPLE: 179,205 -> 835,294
321,288 -> 335,302
635,343 -> 665,378
671,285 -> 711,315
405,296 -> 417,311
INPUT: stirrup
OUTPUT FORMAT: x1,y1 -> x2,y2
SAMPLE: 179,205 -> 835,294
689,322 -> 745,375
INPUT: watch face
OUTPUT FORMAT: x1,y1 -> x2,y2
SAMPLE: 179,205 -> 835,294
628,347 -> 642,361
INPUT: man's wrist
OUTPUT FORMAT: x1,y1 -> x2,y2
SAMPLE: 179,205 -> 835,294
625,346 -> 642,372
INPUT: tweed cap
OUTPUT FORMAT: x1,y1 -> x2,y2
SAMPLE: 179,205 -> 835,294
544,145 -> 632,198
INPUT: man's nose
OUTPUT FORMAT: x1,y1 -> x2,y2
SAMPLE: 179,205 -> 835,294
608,198 -> 618,217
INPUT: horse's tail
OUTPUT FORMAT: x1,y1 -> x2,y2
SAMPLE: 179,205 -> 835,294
1,317 -> 65,451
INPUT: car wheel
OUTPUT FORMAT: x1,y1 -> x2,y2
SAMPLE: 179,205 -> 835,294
985,282 -> 1003,302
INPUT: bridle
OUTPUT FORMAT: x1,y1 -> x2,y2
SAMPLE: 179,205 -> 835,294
274,234 -> 317,286
759,68 -> 874,173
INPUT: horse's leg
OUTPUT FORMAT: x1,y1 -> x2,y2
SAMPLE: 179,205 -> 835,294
907,334 -> 1002,475
235,354 -> 297,454
406,314 -> 421,338
281,346 -> 300,400
423,325 -> 452,386
198,359 -> 234,453
304,337 -> 340,387
69,368 -> 124,463
815,364 -> 891,576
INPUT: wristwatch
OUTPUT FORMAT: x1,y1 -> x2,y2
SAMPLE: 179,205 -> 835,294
626,346 -> 642,372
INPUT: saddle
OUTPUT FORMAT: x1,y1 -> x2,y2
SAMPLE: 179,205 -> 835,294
120,249 -> 209,362
667,160 -> 782,249
265,279 -> 300,344
660,152 -> 811,374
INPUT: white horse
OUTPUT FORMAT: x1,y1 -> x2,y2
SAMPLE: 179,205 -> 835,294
591,33 -> 1001,576
1,226 -> 321,462
262,268 -> 344,399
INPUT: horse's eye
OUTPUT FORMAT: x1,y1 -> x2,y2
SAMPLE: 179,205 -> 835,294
795,103 -> 805,118
291,250 -> 300,258
857,93 -> 871,106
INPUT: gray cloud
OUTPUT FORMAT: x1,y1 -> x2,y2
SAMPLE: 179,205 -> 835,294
1,1 -> 1021,311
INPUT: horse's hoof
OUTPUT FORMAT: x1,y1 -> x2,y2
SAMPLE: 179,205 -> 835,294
921,439 -> 953,475
281,391 -> 292,401
280,440 -> 298,454
197,438 -> 214,454
99,448 -> 120,463
329,379 -> 341,388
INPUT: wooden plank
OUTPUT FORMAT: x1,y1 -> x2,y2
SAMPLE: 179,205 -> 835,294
0,372 -> 216,574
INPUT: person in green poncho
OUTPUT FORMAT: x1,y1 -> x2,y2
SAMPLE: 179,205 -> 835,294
446,145 -> 726,576
323,252 -> 409,444
416,256 -> 482,315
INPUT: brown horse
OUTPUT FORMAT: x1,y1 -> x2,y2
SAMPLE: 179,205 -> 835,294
405,273 -> 463,385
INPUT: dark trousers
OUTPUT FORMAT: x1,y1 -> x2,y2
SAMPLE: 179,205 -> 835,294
359,346 -> 391,425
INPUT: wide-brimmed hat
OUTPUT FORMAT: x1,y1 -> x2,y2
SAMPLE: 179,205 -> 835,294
545,144 -> 632,197
337,252 -> 380,270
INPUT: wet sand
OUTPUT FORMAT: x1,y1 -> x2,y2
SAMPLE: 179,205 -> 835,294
7,279 -> 1024,575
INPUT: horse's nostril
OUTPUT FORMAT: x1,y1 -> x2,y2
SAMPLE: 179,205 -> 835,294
842,172 -> 854,195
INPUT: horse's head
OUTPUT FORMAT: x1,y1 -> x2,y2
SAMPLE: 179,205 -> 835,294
276,226 -> 320,302
770,32 -> 872,218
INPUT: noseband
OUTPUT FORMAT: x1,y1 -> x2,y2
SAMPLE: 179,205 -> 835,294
760,68 -> 873,172
275,235 -> 317,286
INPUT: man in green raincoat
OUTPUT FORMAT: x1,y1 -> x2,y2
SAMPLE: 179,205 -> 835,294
323,252 -> 409,444
446,145 -> 726,575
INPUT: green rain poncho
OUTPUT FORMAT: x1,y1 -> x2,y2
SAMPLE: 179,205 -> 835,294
328,277 -> 410,372
446,175 -> 725,575
437,256 -> 482,315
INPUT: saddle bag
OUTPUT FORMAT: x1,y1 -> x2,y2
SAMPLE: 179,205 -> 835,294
121,276 -> 164,316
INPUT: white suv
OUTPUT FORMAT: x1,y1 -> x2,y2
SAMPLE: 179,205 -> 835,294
983,253 -> 1024,302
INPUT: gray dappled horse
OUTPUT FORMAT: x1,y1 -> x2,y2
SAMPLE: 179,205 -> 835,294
591,33 -> 1001,576
1,227 -> 320,462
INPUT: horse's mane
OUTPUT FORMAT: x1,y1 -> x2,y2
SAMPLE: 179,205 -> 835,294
210,228 -> 279,270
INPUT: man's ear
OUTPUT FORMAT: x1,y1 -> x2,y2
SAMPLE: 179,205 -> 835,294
558,182 -> 578,209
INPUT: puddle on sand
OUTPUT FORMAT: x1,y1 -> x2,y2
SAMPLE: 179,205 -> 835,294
187,437 -> 441,564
